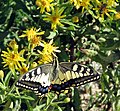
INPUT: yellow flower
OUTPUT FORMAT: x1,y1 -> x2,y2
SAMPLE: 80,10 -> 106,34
17,63 -> 28,75
70,0 -> 91,12
20,27 -> 44,41
93,0 -> 117,21
36,0 -> 54,13
44,7 -> 66,30
37,39 -> 60,64
38,51 -> 53,64
40,39 -> 61,56
30,36 -> 42,49
1,48 -> 25,72
115,12 -> 120,20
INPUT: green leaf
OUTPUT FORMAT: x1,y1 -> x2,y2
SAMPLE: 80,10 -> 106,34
61,19 -> 80,28
4,71 -> 12,87
101,72 -> 110,91
5,9 -> 15,31
8,94 -> 35,101
0,82 -> 6,90
72,88 -> 81,111
33,104 -> 46,111
46,31 -> 57,39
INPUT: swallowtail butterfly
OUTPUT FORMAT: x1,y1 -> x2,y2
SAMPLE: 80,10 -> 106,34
16,57 -> 100,96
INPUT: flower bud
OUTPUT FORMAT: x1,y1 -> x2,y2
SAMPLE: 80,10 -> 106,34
0,70 -> 4,79
72,16 -> 79,23
31,62 -> 38,68
64,97 -> 70,103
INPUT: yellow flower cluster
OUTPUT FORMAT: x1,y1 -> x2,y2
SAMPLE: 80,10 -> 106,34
93,0 -> 117,21
38,39 -> 61,64
35,0 -> 118,29
1,27 -> 61,74
20,27 -> 45,49
1,39 -> 26,73
35,0 -> 66,30
69,0 -> 117,21
70,0 -> 91,12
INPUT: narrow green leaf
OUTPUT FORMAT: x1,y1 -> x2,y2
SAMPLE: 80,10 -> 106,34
4,71 -> 12,87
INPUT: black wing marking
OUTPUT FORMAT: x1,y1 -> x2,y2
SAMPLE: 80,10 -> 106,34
51,62 -> 100,92
16,81 -> 49,96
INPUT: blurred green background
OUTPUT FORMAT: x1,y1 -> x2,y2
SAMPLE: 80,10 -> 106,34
0,0 -> 120,111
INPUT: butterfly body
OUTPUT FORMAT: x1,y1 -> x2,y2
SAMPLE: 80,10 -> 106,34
16,58 -> 100,96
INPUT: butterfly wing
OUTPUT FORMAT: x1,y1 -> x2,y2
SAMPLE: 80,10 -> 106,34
16,64 -> 53,95
51,62 -> 100,92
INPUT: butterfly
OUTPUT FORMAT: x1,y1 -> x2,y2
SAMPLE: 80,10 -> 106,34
16,57 -> 100,96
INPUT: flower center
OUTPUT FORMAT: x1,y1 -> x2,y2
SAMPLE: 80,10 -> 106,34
41,0 -> 47,6
52,16 -> 59,23
31,36 -> 40,44
11,54 -> 16,59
